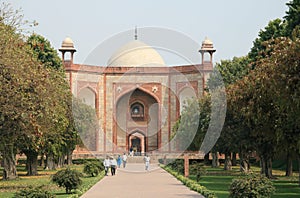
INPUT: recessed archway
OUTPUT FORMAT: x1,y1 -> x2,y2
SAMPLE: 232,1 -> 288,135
115,88 -> 160,152
179,87 -> 196,115
78,87 -> 96,108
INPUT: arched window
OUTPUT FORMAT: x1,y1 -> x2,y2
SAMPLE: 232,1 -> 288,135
130,102 -> 144,118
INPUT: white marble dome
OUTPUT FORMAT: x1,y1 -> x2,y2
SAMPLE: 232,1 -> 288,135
107,40 -> 165,67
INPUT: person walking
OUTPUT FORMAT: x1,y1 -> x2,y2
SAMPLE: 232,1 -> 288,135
144,155 -> 150,171
110,157 -> 117,176
103,156 -> 110,176
117,155 -> 122,168
122,153 -> 127,168
129,147 -> 133,156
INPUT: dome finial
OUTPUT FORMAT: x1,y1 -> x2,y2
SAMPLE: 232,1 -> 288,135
134,26 -> 138,40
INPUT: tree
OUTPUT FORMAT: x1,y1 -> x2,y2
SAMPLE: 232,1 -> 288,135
72,98 -> 99,152
172,96 -> 210,152
24,34 -> 77,173
208,56 -> 251,88
248,19 -> 286,64
27,34 -> 63,70
260,36 -> 300,183
0,4 -> 75,178
284,0 -> 300,37
0,4 -> 45,179
208,56 -> 253,171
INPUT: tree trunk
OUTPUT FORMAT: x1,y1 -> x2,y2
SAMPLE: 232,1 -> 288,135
58,155 -> 65,168
39,153 -> 45,167
45,153 -> 56,170
224,153 -> 232,171
240,152 -> 249,173
204,153 -> 210,165
211,151 -> 219,168
1,144 -> 17,180
25,151 -> 38,176
265,158 -> 273,178
285,151 -> 293,177
66,149 -> 73,165
261,155 -> 273,178
232,152 -> 237,166
298,153 -> 300,187
57,155 -> 65,168
260,156 -> 266,175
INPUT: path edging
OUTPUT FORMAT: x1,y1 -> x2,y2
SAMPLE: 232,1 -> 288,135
161,165 -> 217,198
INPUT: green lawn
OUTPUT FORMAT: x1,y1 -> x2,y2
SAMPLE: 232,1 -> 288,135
196,175 -> 234,198
272,177 -> 300,198
188,166 -> 300,198
0,165 -> 104,198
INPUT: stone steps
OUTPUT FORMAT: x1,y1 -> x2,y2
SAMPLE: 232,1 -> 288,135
127,156 -> 159,163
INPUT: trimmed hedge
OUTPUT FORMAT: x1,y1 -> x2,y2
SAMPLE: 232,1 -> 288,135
72,158 -> 102,165
83,161 -> 104,177
162,165 -> 217,198
13,185 -> 55,198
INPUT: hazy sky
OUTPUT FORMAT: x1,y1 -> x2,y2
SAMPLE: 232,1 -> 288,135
6,0 -> 288,65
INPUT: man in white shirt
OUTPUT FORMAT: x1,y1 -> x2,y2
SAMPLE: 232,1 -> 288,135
144,155 -> 150,171
103,156 -> 110,176
110,157 -> 117,176
122,153 -> 127,168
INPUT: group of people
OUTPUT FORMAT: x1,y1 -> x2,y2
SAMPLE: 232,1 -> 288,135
103,153 -> 151,176
103,153 -> 128,176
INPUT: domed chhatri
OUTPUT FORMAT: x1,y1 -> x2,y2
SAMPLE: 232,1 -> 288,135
107,40 -> 165,67
199,37 -> 216,64
59,37 -> 76,51
200,37 -> 215,52
59,37 -> 76,63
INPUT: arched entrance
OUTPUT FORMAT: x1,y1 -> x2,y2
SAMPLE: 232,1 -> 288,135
115,88 -> 159,153
128,131 -> 145,155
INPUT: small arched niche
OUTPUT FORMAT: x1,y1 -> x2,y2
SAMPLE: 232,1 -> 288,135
78,87 -> 96,108
179,87 -> 196,115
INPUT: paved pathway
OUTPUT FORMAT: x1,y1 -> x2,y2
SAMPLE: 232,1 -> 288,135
81,163 -> 204,198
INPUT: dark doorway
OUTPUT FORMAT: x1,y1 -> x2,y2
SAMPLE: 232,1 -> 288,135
131,136 -> 141,153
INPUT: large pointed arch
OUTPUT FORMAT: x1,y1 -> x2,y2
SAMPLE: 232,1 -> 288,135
113,88 -> 161,153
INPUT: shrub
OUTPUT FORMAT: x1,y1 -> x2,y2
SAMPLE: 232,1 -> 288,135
229,173 -> 275,198
72,158 -> 102,165
189,162 -> 207,182
83,161 -> 103,177
13,185 -> 55,198
166,159 -> 184,175
51,167 -> 83,194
